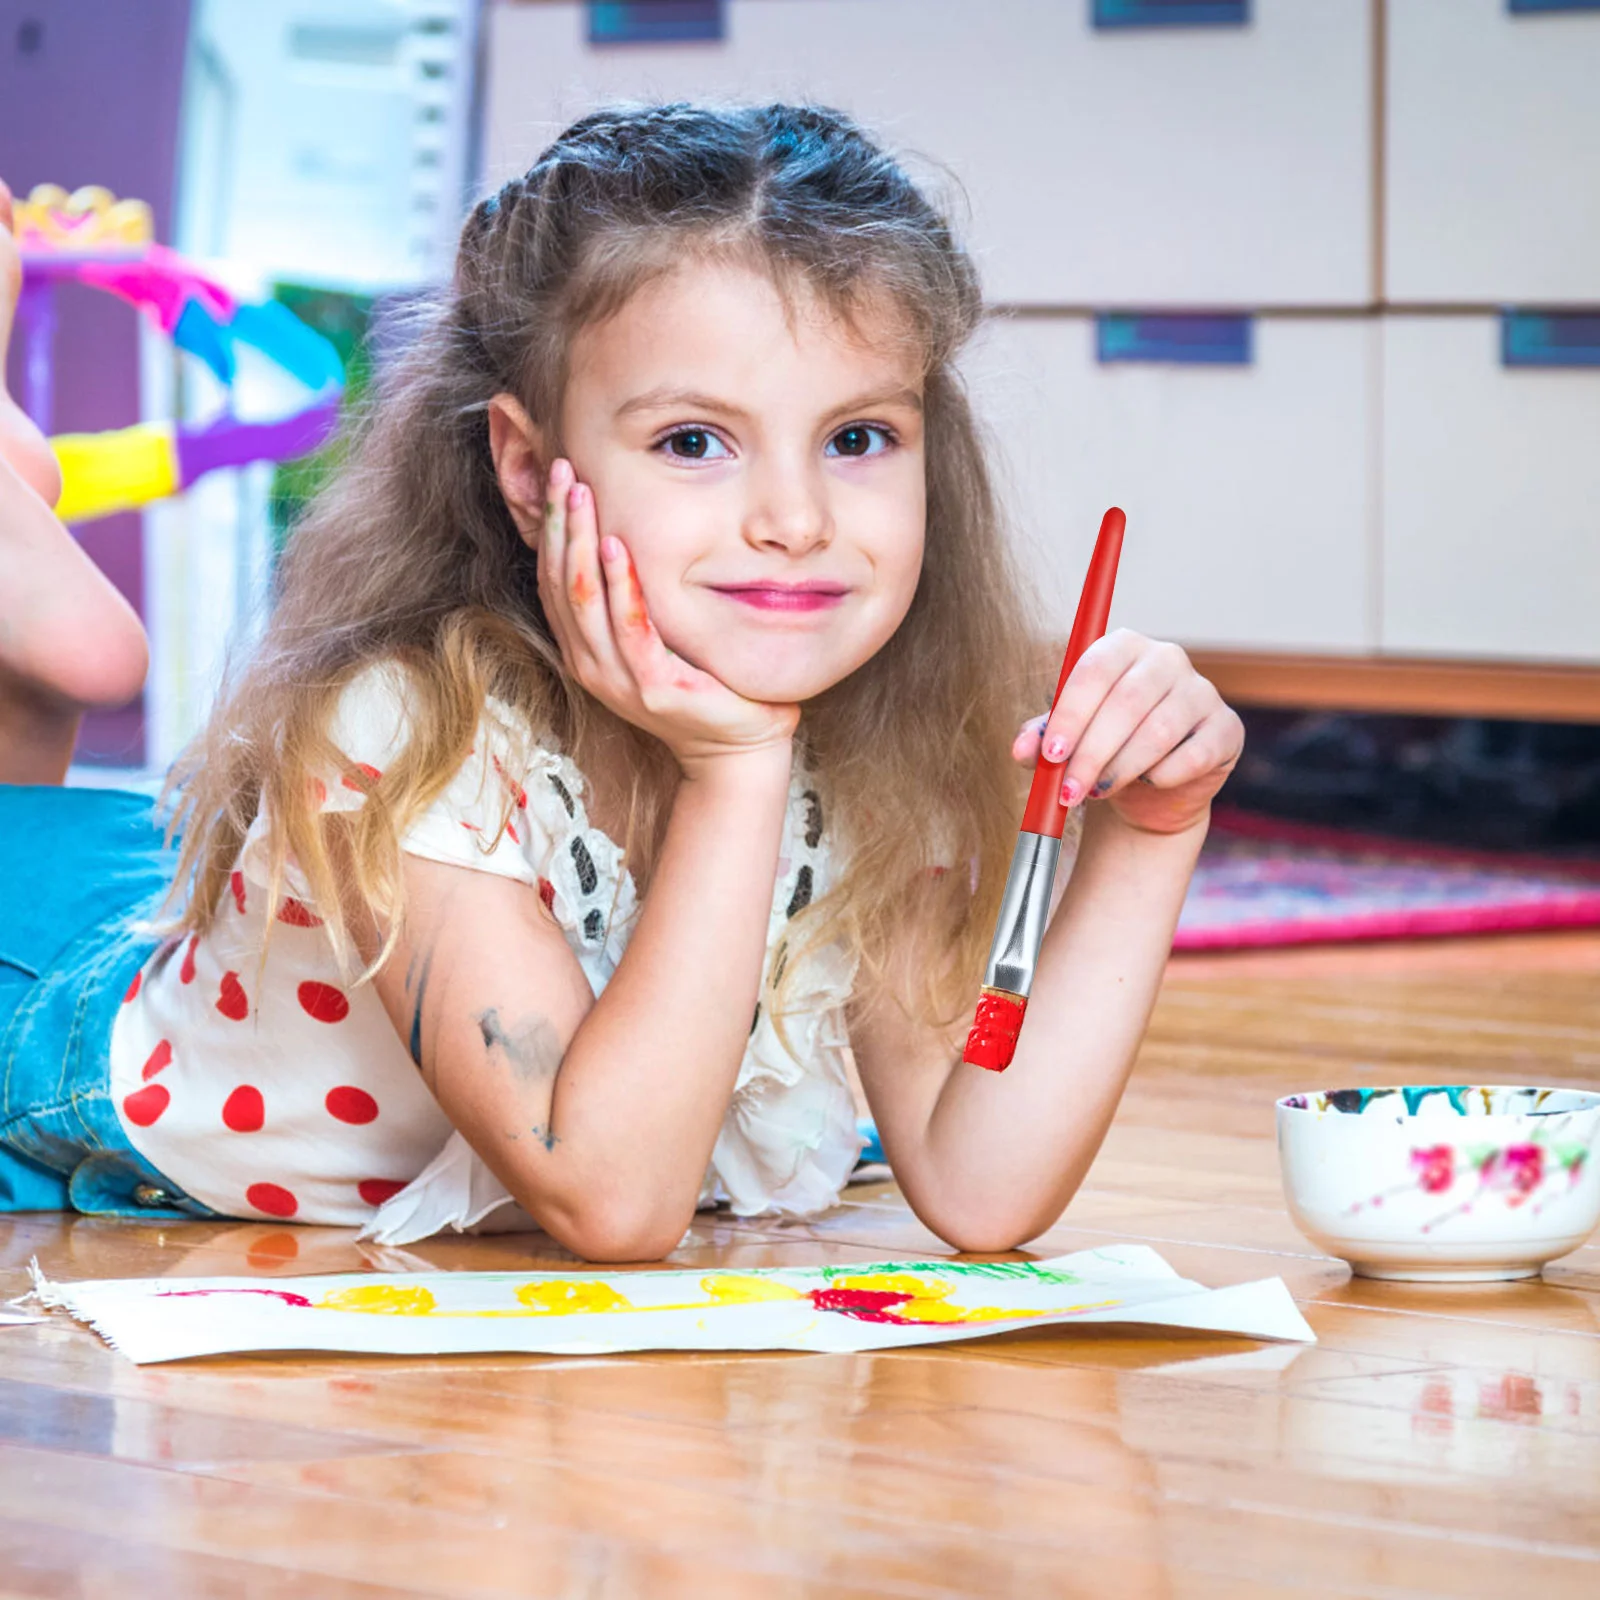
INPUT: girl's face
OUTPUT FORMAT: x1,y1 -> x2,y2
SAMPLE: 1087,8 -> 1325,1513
554,258 -> 927,705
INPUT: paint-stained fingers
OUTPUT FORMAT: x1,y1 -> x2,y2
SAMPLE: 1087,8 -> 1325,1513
1138,706 -> 1245,790
1035,630 -> 1149,766
537,459 -> 577,660
559,474 -> 628,688
599,532 -> 705,699
1088,682 -> 1213,800
1053,638 -> 1191,800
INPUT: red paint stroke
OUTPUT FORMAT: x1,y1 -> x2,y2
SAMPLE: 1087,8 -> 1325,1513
158,1287 -> 312,1307
806,1286 -> 918,1324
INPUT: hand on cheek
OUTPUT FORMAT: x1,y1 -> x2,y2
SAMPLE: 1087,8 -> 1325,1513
536,460 -> 799,775
1010,630 -> 1244,836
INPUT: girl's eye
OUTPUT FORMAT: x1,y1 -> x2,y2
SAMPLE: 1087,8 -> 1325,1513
659,428 -> 730,462
827,424 -> 894,459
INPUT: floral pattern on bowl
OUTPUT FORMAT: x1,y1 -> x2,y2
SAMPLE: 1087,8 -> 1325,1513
1276,1085 -> 1600,1282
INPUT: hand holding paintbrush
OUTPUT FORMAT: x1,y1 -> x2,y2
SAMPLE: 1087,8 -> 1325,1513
964,508 -> 1244,1071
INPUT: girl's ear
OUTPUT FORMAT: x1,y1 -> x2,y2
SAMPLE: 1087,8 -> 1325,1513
487,393 -> 547,548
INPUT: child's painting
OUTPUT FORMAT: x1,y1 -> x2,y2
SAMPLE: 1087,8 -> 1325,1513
32,1243 -> 1314,1364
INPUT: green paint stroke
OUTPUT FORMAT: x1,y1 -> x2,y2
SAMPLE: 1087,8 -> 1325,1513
818,1260 -> 1081,1286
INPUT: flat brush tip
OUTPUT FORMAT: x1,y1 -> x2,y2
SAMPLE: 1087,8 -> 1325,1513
962,990 -> 1027,1073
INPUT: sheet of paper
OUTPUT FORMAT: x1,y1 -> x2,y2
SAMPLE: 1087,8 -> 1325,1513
30,1243 -> 1316,1365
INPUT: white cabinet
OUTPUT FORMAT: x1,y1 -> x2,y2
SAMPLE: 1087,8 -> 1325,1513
1381,316 -> 1600,665
483,0 -> 1372,306
1386,0 -> 1600,304
963,314 -> 1376,653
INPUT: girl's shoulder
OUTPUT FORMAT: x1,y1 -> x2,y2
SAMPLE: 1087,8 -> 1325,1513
320,656 -> 577,811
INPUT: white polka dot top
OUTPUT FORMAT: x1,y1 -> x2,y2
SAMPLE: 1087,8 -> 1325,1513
108,662 -> 864,1241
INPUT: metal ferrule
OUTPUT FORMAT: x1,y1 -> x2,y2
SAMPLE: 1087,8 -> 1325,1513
980,831 -> 1062,999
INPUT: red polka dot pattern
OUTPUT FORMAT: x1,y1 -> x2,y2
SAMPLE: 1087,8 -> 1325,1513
326,1085 -> 378,1125
217,970 -> 249,1021
122,1084 -> 171,1127
222,1085 -> 265,1132
230,870 -> 247,914
297,980 -> 349,1023
246,1182 -> 298,1218
358,1178 -> 407,1206
341,762 -> 382,792
538,878 -> 556,914
123,970 -> 141,1004
506,819 -> 520,845
179,935 -> 198,985
312,777 -> 328,806
276,896 -> 322,928
141,1040 -> 173,1080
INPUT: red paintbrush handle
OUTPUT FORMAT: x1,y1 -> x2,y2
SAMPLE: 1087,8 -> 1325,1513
1019,507 -> 1125,837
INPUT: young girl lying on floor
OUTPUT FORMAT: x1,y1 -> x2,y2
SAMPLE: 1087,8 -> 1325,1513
0,105 -> 1241,1259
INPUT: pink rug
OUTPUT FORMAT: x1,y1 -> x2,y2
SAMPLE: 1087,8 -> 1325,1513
1173,810 -> 1600,951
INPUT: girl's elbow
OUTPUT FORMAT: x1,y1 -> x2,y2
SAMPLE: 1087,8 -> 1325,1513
546,1193 -> 693,1264
918,1198 -> 1066,1257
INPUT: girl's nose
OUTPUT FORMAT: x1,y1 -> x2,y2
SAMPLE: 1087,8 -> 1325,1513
742,457 -> 833,555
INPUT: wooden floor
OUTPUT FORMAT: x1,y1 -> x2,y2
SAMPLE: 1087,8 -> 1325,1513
3,931 -> 1599,1598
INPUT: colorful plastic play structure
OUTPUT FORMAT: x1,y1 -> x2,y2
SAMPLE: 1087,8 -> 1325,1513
12,184 -> 345,525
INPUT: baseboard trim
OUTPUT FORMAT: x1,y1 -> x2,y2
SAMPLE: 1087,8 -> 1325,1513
1186,651 -> 1600,724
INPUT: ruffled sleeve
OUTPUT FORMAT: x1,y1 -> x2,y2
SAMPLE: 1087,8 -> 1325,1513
236,664 -> 640,952
360,756 -> 863,1249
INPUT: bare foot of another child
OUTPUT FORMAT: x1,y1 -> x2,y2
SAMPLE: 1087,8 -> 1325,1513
0,177 -> 150,782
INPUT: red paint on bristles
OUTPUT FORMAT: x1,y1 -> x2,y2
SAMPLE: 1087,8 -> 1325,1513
962,988 -> 1027,1072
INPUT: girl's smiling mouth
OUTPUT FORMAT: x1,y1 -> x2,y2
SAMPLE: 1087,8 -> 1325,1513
710,582 -> 849,613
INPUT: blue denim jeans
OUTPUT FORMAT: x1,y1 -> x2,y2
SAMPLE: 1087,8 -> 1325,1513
0,786 -> 208,1218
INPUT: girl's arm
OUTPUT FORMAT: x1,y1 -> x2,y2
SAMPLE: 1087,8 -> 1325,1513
851,631 -> 1243,1253
367,740 -> 791,1263
367,452 -> 800,1261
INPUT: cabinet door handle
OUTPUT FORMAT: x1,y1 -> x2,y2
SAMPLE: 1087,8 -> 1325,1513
1508,2 -> 1600,17
1093,0 -> 1249,26
588,1 -> 724,45
1502,311 -> 1600,368
1097,312 -> 1253,365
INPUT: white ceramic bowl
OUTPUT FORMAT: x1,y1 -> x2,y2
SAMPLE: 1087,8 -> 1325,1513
1276,1085 -> 1600,1281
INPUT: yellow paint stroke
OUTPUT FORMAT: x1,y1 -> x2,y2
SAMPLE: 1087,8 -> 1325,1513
306,1269 -> 1123,1327
514,1279 -> 634,1316
317,1283 -> 438,1316
700,1273 -> 805,1305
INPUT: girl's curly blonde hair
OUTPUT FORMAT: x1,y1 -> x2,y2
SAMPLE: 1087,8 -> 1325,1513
164,102 -> 1050,1037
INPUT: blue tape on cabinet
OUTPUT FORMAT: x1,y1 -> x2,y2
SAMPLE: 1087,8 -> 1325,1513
1093,0 -> 1250,27
1509,1 -> 1600,15
589,0 -> 724,45
1097,313 -> 1254,365
1501,311 -> 1600,368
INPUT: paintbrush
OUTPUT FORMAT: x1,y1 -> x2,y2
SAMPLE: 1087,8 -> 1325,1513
962,506 -> 1126,1072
